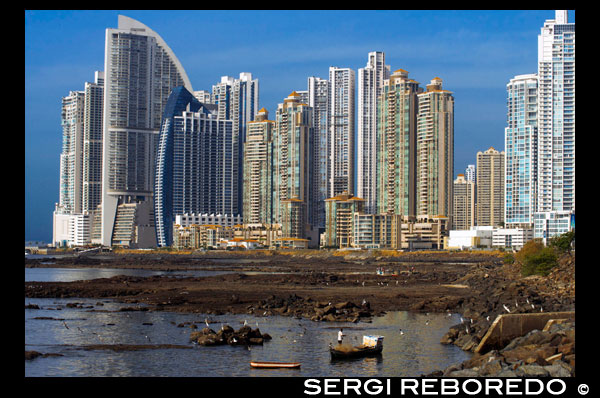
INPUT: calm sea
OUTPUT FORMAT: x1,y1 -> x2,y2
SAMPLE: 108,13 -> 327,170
25,268 -> 471,377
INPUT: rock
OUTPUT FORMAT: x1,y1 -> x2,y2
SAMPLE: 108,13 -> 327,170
460,336 -> 479,352
496,369 -> 518,377
189,331 -> 203,342
544,363 -> 572,377
200,327 -> 216,335
516,364 -> 549,377
442,364 -> 463,377
334,302 -> 356,310
322,314 -> 337,322
196,334 -> 221,346
480,359 -> 504,376
25,350 -> 42,360
446,369 -> 479,377
558,342 -> 574,355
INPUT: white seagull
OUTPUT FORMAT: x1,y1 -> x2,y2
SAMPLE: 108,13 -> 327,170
503,304 -> 511,313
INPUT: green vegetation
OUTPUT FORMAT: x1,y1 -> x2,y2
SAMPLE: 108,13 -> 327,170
548,230 -> 575,256
503,253 -> 515,264
515,230 -> 574,277
520,246 -> 558,277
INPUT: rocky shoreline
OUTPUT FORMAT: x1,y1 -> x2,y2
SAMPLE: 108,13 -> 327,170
25,250 -> 575,375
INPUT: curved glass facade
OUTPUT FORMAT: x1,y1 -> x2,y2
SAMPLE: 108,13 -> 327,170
154,87 -> 202,247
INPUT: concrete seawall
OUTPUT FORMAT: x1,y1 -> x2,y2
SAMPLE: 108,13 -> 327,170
475,311 -> 575,354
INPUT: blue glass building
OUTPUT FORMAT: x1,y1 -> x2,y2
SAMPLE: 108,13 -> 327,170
154,87 -> 202,247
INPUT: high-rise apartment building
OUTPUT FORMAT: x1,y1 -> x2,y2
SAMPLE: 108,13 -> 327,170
377,69 -> 422,216
211,73 -> 260,216
329,66 -> 355,197
307,76 -> 330,230
82,71 -> 104,213
100,15 -> 193,247
536,10 -> 575,213
154,86 -> 236,247
274,92 -> 313,239
243,108 -> 276,225
505,74 -> 538,228
453,174 -> 476,230
59,90 -> 85,215
357,51 -> 390,214
154,86 -> 203,247
55,72 -> 104,247
416,77 -> 454,225
476,147 -> 505,227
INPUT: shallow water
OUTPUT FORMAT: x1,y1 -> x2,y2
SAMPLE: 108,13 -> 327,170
25,296 -> 470,377
24,267 -> 232,282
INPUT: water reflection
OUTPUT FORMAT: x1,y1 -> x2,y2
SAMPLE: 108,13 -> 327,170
26,297 -> 470,377
25,268 -> 293,282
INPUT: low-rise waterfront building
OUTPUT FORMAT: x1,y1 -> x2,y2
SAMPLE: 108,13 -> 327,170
447,226 -> 494,250
534,211 -> 574,245
492,227 -> 534,251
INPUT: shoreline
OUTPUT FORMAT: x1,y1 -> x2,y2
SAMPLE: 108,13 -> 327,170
25,250 -> 575,376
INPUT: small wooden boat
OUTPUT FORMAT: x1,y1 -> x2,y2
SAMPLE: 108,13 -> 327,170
330,335 -> 384,359
250,361 -> 301,369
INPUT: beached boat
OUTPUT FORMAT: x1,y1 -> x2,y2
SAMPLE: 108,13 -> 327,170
250,361 -> 301,369
330,335 -> 384,359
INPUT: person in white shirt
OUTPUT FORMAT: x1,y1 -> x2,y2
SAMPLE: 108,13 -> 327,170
337,328 -> 345,345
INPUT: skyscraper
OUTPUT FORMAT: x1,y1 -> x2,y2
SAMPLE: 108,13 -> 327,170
329,66 -> 355,197
212,73 -> 260,216
357,51 -> 390,214
154,86 -> 236,247
274,92 -> 313,239
100,15 -> 193,247
154,86 -> 203,247
536,10 -> 575,213
377,69 -> 421,216
416,77 -> 454,225
59,90 -> 85,215
243,108 -> 276,225
307,76 -> 330,230
505,73 -> 538,228
476,147 -> 505,227
55,72 -> 104,247
82,71 -> 104,213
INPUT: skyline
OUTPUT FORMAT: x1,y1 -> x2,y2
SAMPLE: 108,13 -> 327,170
25,9 -> 575,242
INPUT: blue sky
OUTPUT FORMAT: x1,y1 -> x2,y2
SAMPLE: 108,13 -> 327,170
25,9 -> 575,243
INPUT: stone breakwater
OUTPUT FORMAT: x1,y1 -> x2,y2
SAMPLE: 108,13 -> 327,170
427,320 -> 575,377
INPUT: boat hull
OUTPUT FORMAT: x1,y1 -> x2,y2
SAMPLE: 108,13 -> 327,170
250,361 -> 301,369
329,345 -> 383,359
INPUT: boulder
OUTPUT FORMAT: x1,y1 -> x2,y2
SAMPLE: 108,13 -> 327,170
196,334 -> 221,346
544,363 -> 572,377
516,364 -> 549,377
